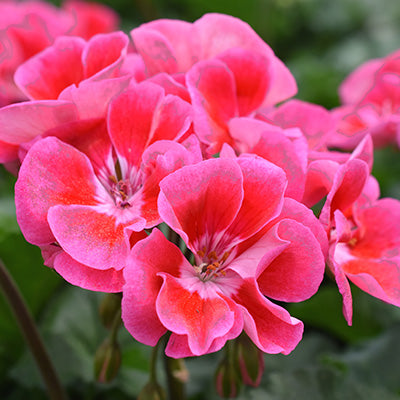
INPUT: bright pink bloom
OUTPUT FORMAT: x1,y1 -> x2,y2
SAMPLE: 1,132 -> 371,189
122,157 -> 326,357
15,82 -> 197,292
327,195 -> 400,325
131,13 -> 296,103
315,136 -> 400,324
0,0 -> 119,105
330,49 -> 400,149
130,13 -> 297,154
14,31 -> 129,101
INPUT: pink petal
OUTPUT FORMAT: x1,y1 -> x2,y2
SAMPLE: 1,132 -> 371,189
53,251 -> 124,292
186,59 -> 238,153
257,219 -> 325,302
351,198 -> 400,259
131,19 -> 198,73
328,257 -> 354,325
233,279 -> 303,354
278,198 -> 329,257
158,158 -> 243,250
319,159 -> 369,228
82,31 -> 128,80
195,13 -> 274,60
130,27 -> 179,75
58,76 -> 131,119
165,292 -> 244,358
15,137 -> 99,245
63,0 -> 119,39
265,99 -> 334,150
344,259 -> 400,308
156,273 -> 235,355
144,94 -> 192,146
339,58 -> 382,104
262,57 -> 297,106
122,229 -> 184,346
302,159 -> 339,208
217,48 -> 270,116
47,204 -> 138,270
107,82 -> 164,167
229,117 -> 307,200
0,100 -> 78,145
43,119 -> 112,175
14,36 -> 86,100
224,155 -> 286,244
147,73 -> 191,102
139,140 -> 202,228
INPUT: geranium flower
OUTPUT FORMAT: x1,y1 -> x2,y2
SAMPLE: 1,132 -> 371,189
15,82 -> 197,292
321,155 -> 400,324
122,157 -> 326,357
0,0 -> 119,106
329,49 -> 400,149
130,13 -> 297,154
14,31 -> 129,101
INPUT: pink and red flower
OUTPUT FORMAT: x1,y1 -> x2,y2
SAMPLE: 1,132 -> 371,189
330,48 -> 400,150
15,82 -> 197,292
122,157 -> 326,357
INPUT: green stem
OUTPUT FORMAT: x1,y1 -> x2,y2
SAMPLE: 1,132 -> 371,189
109,307 -> 122,344
149,338 -> 161,383
0,259 -> 68,400
167,227 -> 180,247
164,354 -> 188,400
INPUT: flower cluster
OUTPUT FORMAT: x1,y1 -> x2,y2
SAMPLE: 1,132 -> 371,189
1,7 -> 399,379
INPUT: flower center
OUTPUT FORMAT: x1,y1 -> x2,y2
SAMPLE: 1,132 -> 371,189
108,175 -> 134,209
194,249 -> 231,282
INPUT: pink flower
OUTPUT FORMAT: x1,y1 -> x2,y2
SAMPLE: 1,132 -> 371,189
0,0 -> 119,106
316,137 -> 400,324
15,82 -> 197,292
330,49 -> 400,149
131,13 -> 295,102
130,13 -> 297,154
14,31 -> 129,101
328,197 -> 400,325
122,157 -> 326,357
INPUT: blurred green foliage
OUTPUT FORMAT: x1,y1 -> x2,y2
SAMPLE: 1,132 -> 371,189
1,0 -> 400,398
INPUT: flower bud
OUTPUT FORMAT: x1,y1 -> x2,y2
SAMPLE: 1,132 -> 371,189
214,358 -> 242,398
99,292 -> 122,329
138,381 -> 166,400
237,334 -> 264,387
94,337 -> 121,383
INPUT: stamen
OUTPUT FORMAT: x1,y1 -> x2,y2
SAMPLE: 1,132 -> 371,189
348,238 -> 358,247
197,248 -> 206,258
221,252 -> 230,262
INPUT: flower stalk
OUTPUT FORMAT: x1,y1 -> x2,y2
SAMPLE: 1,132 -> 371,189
0,258 -> 68,400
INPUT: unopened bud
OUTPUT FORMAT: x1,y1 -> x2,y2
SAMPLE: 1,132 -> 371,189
94,338 -> 121,383
99,293 -> 122,329
237,334 -> 264,387
215,358 -> 242,398
138,381 -> 166,400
